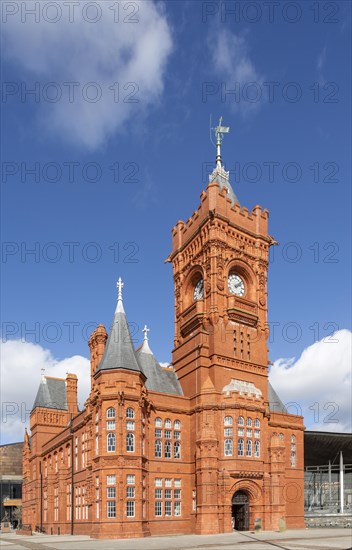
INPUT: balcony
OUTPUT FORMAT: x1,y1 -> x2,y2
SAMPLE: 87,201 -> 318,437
226,295 -> 258,327
180,300 -> 204,337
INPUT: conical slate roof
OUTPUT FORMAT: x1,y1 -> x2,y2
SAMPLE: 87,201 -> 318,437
268,382 -> 286,414
32,376 -> 67,411
96,288 -> 144,375
136,337 -> 183,396
209,164 -> 239,205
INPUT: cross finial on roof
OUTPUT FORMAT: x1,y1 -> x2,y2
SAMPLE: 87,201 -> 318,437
143,325 -> 150,342
115,277 -> 125,313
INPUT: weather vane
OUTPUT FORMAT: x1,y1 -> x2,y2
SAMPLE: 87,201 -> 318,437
210,115 -> 230,168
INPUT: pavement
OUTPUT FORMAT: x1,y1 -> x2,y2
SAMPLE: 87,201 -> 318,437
0,529 -> 351,550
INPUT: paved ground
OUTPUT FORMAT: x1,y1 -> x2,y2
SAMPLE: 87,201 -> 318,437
0,529 -> 351,550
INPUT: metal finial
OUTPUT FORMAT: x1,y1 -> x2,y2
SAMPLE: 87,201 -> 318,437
115,277 -> 125,313
143,325 -> 150,342
212,116 -> 230,168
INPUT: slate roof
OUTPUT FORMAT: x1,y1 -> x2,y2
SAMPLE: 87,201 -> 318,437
32,377 -> 67,411
136,341 -> 183,396
209,165 -> 239,205
96,305 -> 144,375
268,382 -> 286,414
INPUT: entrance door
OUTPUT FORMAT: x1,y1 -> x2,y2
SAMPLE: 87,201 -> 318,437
232,490 -> 249,531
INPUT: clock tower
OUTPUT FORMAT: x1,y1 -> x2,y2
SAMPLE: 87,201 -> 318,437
168,120 -> 274,400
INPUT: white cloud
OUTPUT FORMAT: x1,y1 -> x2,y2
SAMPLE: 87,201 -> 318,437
209,29 -> 264,116
270,330 -> 352,433
0,340 -> 90,444
316,46 -> 327,85
317,46 -> 326,71
2,1 -> 173,150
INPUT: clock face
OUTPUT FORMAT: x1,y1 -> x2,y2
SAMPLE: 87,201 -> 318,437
193,279 -> 204,301
228,274 -> 245,297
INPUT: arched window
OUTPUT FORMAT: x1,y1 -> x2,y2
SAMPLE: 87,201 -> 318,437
291,434 -> 296,467
155,417 -> 162,428
126,433 -> 135,452
224,416 -> 233,426
126,407 -> 134,419
107,407 -> 115,418
174,441 -> 181,459
165,441 -> 171,458
246,418 -> 252,427
254,418 -> 260,428
107,433 -> 116,452
238,438 -> 244,456
164,418 -> 172,428
246,439 -> 252,457
155,440 -> 162,458
224,439 -> 233,456
238,416 -> 244,426
174,419 -> 181,430
254,440 -> 260,457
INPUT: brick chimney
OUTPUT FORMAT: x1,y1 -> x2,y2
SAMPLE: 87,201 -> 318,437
66,373 -> 78,415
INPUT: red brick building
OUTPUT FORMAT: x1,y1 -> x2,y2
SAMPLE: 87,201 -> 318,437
22,133 -> 305,537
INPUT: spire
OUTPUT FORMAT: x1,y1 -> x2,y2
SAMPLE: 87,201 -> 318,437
96,279 -> 144,375
209,116 -> 239,205
115,276 -> 125,313
136,329 -> 183,396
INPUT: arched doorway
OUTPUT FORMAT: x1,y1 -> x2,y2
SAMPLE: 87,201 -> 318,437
232,490 -> 249,531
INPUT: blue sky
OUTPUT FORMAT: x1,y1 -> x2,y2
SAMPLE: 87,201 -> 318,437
1,1 -> 351,441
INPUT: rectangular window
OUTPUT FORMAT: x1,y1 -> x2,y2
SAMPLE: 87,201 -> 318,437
95,478 -> 99,520
165,500 -> 172,516
81,433 -> 85,468
254,429 -> 260,438
165,489 -> 172,499
155,501 -> 162,516
174,431 -> 181,439
174,479 -> 181,487
126,487 -> 135,498
174,489 -> 181,499
126,501 -> 135,517
155,478 -> 162,487
107,475 -> 116,485
165,430 -> 171,439
155,488 -> 162,499
224,427 -> 233,436
107,487 -> 116,498
174,501 -> 181,516
238,428 -> 244,436
246,428 -> 252,437
126,420 -> 135,431
127,474 -> 135,485
155,429 -> 162,438
107,421 -> 115,430
165,478 -> 172,487
107,501 -> 116,518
